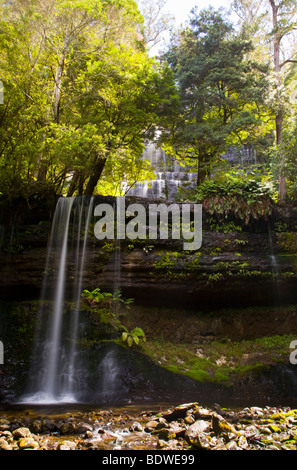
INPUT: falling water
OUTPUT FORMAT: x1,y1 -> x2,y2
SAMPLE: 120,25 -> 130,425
126,144 -> 197,200
268,224 -> 281,306
21,196 -> 94,404
97,350 -> 121,400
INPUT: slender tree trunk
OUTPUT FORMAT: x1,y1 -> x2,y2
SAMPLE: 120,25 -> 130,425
84,157 -> 107,196
269,0 -> 287,202
53,47 -> 67,124
197,146 -> 208,186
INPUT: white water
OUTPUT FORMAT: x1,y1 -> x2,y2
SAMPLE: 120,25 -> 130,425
268,225 -> 281,306
98,350 -> 120,399
21,196 -> 94,404
45,197 -> 74,400
126,144 -> 197,200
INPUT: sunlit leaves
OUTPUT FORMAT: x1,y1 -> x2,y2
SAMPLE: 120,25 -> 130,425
164,7 -> 271,184
0,0 -> 173,198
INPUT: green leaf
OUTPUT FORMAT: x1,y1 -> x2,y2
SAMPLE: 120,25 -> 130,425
127,335 -> 134,348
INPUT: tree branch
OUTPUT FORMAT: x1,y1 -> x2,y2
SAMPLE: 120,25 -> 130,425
280,59 -> 297,68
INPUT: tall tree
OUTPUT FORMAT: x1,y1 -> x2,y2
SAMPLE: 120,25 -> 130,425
268,0 -> 297,201
0,0 -> 177,198
164,7 -> 270,185
232,0 -> 297,201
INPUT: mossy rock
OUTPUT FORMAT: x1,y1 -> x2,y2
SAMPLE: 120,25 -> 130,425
212,414 -> 236,435
268,424 -> 282,433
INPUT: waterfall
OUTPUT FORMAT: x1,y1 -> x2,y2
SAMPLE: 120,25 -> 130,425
21,196 -> 94,404
268,224 -> 281,306
97,350 -> 121,400
126,144 -> 197,200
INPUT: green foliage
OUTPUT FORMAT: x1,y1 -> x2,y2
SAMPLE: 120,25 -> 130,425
81,288 -> 134,309
0,0 -> 178,199
194,171 -> 275,225
163,6 -> 271,185
153,251 -> 185,270
81,288 -> 145,347
271,119 -> 297,201
121,327 -> 146,348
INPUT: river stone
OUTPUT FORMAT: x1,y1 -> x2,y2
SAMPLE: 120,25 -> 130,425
185,420 -> 211,447
225,440 -> 240,450
42,419 -> 56,432
130,422 -> 144,432
163,403 -> 198,422
0,419 -> 11,431
189,431 -> 211,449
31,420 -> 43,434
58,440 -> 77,450
75,422 -> 93,435
0,437 -> 12,450
1,431 -> 13,442
144,421 -> 159,432
157,439 -> 170,449
157,428 -> 176,441
238,435 -> 248,449
212,414 -> 236,435
155,418 -> 169,430
184,415 -> 195,425
194,408 -> 213,420
60,421 -> 76,435
12,427 -> 32,439
17,437 -> 39,449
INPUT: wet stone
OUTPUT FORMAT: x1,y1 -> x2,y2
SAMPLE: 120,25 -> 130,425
58,440 -> 77,450
17,437 -> 39,450
0,438 -> 13,450
12,428 -> 32,439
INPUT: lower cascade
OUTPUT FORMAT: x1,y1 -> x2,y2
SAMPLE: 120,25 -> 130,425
21,196 -> 94,404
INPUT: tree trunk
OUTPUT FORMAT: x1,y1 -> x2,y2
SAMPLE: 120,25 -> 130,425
84,157 -> 107,196
67,171 -> 80,197
53,35 -> 69,124
197,147 -> 209,186
52,50 -> 66,124
276,109 -> 287,201
269,0 -> 287,202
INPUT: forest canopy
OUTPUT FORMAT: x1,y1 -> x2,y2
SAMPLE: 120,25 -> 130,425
0,0 -> 178,200
0,0 -> 297,203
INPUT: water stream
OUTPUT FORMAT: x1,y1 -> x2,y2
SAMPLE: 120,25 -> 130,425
126,144 -> 197,200
21,196 -> 94,404
268,224 -> 281,306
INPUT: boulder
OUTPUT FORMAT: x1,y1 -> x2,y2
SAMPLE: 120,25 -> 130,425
17,437 -> 39,450
185,420 -> 211,447
212,414 -> 237,435
12,427 -> 32,439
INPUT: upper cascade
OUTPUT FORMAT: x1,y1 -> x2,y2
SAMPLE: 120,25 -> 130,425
126,143 -> 259,201
126,143 -> 197,201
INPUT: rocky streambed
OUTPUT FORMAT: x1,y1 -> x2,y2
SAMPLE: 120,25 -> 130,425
1,402 -> 297,450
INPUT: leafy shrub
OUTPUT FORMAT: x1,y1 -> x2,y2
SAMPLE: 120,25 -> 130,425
194,172 -> 275,225
81,288 -> 145,347
121,327 -> 146,348
81,288 -> 134,309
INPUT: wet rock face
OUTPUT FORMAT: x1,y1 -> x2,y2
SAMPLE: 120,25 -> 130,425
1,197 -> 297,309
1,402 -> 297,450
2,205 -> 297,309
